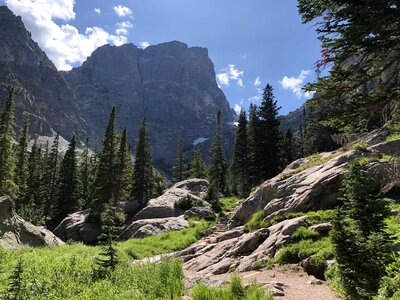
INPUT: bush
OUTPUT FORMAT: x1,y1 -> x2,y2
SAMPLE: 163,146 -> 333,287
174,195 -> 203,210
352,141 -> 368,151
244,210 -> 266,232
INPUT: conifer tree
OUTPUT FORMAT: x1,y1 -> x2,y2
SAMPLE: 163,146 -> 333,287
257,84 -> 281,181
80,137 -> 91,207
15,114 -> 29,205
132,118 -> 153,208
55,135 -> 81,224
247,104 -> 261,187
41,133 -> 60,218
150,169 -> 166,199
0,88 -> 17,198
173,138 -> 186,183
91,107 -> 118,221
232,110 -> 249,197
114,128 -> 133,204
331,160 -> 392,299
190,148 -> 206,179
206,111 -> 227,209
282,128 -> 294,166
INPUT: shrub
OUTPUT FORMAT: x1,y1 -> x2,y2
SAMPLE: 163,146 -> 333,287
244,210 -> 266,232
352,141 -> 368,151
174,195 -> 203,210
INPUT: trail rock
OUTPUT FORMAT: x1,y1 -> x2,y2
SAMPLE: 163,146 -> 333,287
185,206 -> 215,220
133,179 -> 209,220
308,222 -> 332,233
0,196 -> 63,248
120,215 -> 189,239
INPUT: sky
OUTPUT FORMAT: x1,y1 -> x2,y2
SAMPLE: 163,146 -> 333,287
2,0 -> 322,115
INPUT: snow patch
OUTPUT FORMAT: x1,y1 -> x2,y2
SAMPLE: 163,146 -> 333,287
193,137 -> 209,146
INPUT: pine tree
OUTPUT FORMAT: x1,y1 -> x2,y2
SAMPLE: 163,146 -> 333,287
247,103 -> 261,187
331,160 -> 392,299
190,148 -> 206,179
55,135 -> 81,224
132,118 -> 153,208
80,137 -> 91,207
206,111 -> 227,209
173,138 -> 186,183
114,128 -> 133,204
232,110 -> 250,197
0,88 -> 17,198
15,114 -> 29,206
257,84 -> 281,180
282,128 -> 294,166
150,169 -> 166,199
91,107 -> 118,222
7,258 -> 24,300
41,133 -> 60,219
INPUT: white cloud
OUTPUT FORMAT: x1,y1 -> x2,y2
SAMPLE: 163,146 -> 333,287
280,70 -> 314,98
253,76 -> 261,87
113,5 -> 132,17
140,41 -> 151,49
6,0 -> 129,71
118,21 -> 133,28
216,64 -> 245,88
243,54 -> 247,60
234,104 -> 242,115
248,95 -> 261,102
94,8 -> 101,14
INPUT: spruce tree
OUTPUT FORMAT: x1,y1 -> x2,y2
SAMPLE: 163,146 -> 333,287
80,137 -> 91,207
0,88 -> 17,198
232,110 -> 250,197
190,148 -> 206,179
206,111 -> 227,209
15,114 -> 29,205
331,160 -> 392,299
173,138 -> 186,183
41,133 -> 60,219
282,128 -> 294,166
91,107 -> 118,221
257,84 -> 281,180
247,103 -> 261,187
132,118 -> 153,208
55,135 -> 81,224
114,128 -> 133,204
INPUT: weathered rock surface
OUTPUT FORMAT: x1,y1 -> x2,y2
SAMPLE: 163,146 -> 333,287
120,215 -> 189,239
133,179 -> 209,220
185,206 -> 215,220
0,6 -> 86,139
63,41 -> 237,163
0,196 -> 63,248
53,209 -> 101,244
308,222 -> 332,233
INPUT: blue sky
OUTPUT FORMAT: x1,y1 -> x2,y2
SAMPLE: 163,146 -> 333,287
3,0 -> 321,115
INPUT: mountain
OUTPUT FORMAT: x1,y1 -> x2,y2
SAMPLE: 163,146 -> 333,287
0,6 -> 86,138
279,105 -> 305,133
62,42 -> 236,164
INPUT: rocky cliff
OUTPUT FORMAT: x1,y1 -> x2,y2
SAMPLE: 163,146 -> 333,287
0,6 -> 86,138
62,42 -> 236,163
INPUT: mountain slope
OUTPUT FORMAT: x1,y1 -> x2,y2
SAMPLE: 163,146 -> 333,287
0,6 -> 86,138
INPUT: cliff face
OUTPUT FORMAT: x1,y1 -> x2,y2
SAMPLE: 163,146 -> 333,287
0,6 -> 86,138
63,41 -> 236,162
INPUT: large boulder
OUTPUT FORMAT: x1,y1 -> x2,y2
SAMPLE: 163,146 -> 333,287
133,179 -> 209,220
119,215 -> 189,239
53,209 -> 101,244
0,196 -> 63,248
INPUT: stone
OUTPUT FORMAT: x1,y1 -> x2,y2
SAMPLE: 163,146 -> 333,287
133,179 -> 209,220
185,206 -> 215,220
53,209 -> 101,244
0,196 -> 63,248
119,215 -> 189,239
308,222 -> 332,233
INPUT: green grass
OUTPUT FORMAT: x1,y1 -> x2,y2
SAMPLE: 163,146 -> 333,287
244,210 -> 266,232
191,274 -> 274,300
386,133 -> 400,142
0,219 -> 213,299
352,141 -> 368,151
220,197 -> 241,213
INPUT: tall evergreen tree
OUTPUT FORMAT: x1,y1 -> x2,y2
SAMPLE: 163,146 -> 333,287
90,107 -> 119,222
80,137 -> 91,207
15,114 -> 29,205
55,135 -> 81,224
331,160 -> 392,299
0,88 -> 17,198
257,84 -> 281,180
132,118 -> 153,208
41,133 -> 60,218
190,148 -> 206,179
114,128 -> 133,204
282,128 -> 294,166
173,138 -> 186,183
206,111 -> 227,208
247,103 -> 261,187
232,110 -> 250,197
